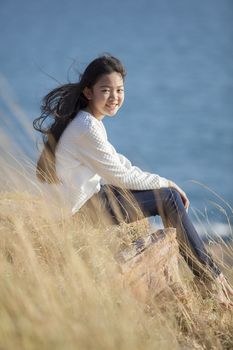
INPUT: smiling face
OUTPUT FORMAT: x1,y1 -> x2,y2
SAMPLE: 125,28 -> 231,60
83,72 -> 125,120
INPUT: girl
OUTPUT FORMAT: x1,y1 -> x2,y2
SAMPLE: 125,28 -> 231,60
33,54 -> 233,308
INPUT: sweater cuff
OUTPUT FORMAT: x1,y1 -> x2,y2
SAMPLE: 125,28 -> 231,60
159,177 -> 169,188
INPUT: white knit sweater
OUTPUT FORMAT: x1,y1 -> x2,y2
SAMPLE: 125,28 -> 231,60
55,110 -> 169,214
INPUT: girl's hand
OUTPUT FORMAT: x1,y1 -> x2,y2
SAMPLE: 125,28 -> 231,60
168,180 -> 190,212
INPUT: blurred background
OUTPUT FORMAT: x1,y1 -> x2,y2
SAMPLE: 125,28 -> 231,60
0,0 -> 232,237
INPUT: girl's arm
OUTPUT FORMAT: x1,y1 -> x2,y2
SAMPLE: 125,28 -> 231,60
74,122 -> 168,190
114,150 -> 169,187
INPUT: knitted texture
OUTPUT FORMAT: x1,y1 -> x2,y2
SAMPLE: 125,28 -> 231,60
55,110 -> 168,213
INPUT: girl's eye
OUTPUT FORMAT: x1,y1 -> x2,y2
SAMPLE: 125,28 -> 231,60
118,89 -> 124,93
102,89 -> 110,93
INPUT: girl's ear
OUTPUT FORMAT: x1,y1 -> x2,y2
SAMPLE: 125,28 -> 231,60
83,87 -> 92,100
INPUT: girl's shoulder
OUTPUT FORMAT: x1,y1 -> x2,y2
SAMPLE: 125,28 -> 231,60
70,110 -> 106,141
72,110 -> 100,133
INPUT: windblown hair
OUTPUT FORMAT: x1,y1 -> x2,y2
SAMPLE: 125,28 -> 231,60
33,55 -> 126,183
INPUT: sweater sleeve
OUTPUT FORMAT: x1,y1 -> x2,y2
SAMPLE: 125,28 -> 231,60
75,122 -> 169,190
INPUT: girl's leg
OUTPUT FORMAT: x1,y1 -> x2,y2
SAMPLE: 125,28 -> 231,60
99,185 -> 221,280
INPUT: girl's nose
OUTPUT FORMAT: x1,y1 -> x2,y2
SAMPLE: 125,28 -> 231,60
109,90 -> 117,100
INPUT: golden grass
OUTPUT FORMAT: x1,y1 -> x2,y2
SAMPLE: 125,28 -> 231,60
0,189 -> 232,350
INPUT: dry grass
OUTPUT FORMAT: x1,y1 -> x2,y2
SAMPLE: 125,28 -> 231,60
0,189 -> 232,350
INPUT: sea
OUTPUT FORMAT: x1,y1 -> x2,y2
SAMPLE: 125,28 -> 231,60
0,0 -> 232,239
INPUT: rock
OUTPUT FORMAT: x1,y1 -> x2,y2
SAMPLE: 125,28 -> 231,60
116,228 -> 183,303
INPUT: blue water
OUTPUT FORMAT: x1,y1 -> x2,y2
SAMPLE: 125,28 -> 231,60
0,0 -> 232,232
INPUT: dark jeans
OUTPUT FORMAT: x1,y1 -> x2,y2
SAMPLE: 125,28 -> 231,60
84,185 -> 221,280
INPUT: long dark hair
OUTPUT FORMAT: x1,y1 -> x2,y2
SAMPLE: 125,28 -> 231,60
33,55 -> 126,183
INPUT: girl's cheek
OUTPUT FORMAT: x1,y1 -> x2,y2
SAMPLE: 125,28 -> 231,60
100,93 -> 108,100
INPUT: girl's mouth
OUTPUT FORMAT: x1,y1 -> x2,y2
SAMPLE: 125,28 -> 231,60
106,104 -> 118,108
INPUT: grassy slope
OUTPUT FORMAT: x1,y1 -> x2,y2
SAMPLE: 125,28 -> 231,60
0,191 -> 232,350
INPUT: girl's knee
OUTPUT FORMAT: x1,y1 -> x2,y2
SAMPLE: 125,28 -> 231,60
160,187 -> 183,210
169,188 -> 182,201
160,187 -> 180,200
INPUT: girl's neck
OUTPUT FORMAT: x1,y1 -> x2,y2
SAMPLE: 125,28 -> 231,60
83,107 -> 105,121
